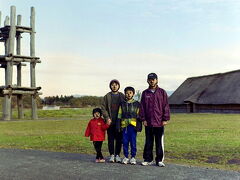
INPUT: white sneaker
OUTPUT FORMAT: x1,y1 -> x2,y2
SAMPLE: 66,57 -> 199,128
130,157 -> 136,165
115,155 -> 121,163
157,162 -> 165,167
141,161 -> 154,166
109,155 -> 115,163
122,157 -> 129,164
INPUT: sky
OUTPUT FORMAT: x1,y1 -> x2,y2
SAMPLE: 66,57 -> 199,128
0,0 -> 240,97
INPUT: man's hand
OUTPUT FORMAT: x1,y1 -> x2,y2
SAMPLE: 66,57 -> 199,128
107,118 -> 112,125
143,121 -> 147,126
162,121 -> 168,126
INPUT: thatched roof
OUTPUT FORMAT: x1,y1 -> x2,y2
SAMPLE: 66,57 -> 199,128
169,70 -> 240,105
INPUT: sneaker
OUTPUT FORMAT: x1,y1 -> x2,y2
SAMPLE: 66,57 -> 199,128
99,159 -> 106,163
157,162 -> 165,167
109,155 -> 115,163
141,161 -> 154,166
115,155 -> 121,163
122,157 -> 129,164
95,159 -> 100,163
130,157 -> 136,165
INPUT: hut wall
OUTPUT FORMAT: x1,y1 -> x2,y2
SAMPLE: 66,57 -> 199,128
170,104 -> 188,113
170,104 -> 240,113
195,104 -> 240,113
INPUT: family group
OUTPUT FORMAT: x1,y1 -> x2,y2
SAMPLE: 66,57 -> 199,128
85,73 -> 170,167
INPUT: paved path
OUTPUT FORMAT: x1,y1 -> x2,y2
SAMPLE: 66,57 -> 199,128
0,149 -> 239,180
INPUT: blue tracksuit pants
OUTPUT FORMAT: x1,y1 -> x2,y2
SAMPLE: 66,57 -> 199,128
122,125 -> 137,158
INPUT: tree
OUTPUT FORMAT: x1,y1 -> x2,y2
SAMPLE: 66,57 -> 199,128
134,90 -> 142,101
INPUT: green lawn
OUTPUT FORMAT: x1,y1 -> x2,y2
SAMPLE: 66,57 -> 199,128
0,108 -> 239,171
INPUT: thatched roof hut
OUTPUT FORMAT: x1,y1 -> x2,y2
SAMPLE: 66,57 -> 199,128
169,70 -> 240,113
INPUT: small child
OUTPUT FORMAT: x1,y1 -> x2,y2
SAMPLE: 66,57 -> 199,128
118,86 -> 142,165
85,108 -> 111,163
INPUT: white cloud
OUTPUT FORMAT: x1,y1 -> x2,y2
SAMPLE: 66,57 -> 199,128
35,45 -> 240,97
1,45 -> 239,97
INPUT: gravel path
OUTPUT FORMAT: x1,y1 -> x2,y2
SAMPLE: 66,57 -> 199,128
0,149 -> 239,180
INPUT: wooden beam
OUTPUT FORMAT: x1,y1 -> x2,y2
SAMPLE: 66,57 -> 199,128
0,62 -> 26,67
2,25 -> 32,33
0,54 -> 40,59
0,85 -> 41,90
2,89 -> 42,95
0,55 -> 41,63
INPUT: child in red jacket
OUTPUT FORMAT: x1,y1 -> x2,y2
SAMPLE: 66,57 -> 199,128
85,108 -> 111,162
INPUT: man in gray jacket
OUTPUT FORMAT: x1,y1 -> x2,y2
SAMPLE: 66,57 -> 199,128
101,79 -> 125,163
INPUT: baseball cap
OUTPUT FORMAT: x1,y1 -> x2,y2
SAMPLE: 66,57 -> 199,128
147,73 -> 158,80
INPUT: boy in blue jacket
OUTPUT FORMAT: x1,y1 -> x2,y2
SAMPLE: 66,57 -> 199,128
118,86 -> 142,165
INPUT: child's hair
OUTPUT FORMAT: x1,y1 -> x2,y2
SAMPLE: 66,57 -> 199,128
124,86 -> 135,95
109,79 -> 120,88
92,108 -> 102,116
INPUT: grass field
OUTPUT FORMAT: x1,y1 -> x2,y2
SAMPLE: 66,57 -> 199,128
0,108 -> 239,171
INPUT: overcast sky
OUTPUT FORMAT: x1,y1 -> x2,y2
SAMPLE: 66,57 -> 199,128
1,0 -> 240,97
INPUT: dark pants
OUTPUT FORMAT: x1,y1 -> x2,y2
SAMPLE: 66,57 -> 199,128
122,125 -> 137,158
143,126 -> 164,163
107,125 -> 122,156
93,141 -> 103,159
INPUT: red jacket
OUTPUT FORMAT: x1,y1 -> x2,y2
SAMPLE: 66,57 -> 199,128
85,117 -> 109,141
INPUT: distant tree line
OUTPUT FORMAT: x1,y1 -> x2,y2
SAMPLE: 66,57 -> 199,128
42,95 -> 103,108
0,90 -> 142,109
0,95 -> 103,108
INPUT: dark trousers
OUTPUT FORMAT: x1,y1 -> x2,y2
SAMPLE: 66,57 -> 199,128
93,141 -> 103,159
122,125 -> 137,158
107,125 -> 122,156
143,126 -> 164,163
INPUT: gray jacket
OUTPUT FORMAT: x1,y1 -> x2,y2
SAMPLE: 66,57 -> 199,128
101,92 -> 125,130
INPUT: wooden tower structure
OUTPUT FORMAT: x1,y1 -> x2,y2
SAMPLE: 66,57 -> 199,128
0,6 -> 41,120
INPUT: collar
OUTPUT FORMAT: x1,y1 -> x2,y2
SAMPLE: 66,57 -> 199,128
147,85 -> 159,92
125,98 -> 135,103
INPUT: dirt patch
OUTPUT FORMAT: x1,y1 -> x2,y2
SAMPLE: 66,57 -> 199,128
183,153 -> 199,160
205,156 -> 221,164
168,155 -> 179,159
165,151 -> 180,159
227,159 -> 240,165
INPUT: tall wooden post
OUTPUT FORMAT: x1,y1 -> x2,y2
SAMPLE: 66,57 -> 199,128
3,6 -> 16,120
4,16 -> 9,91
4,16 -> 9,26
16,14 -> 24,119
30,7 -> 37,119
4,16 -> 9,56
